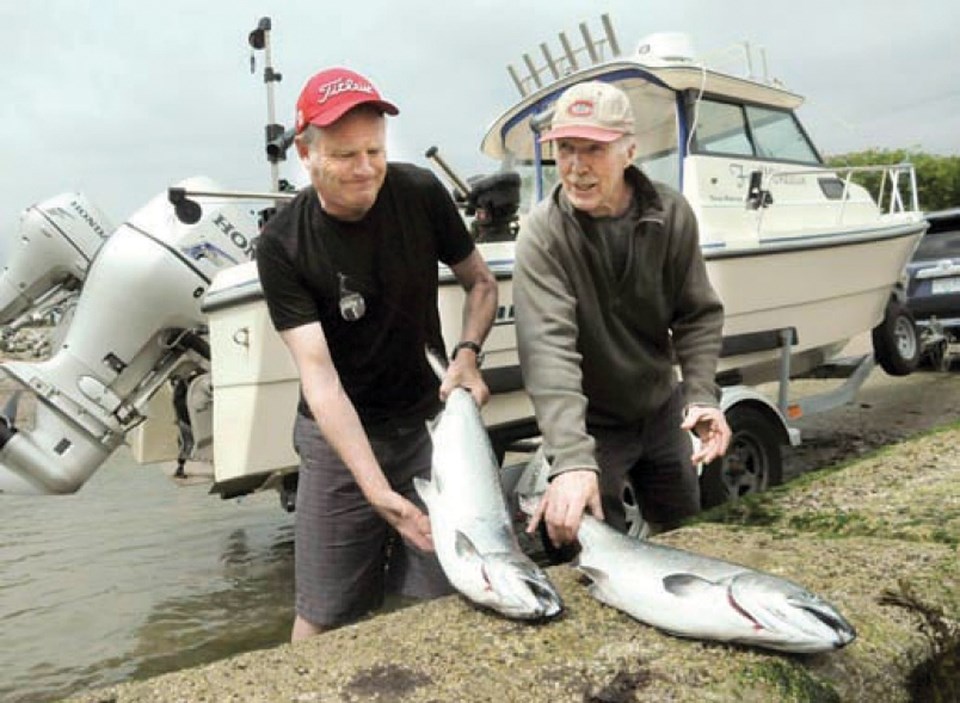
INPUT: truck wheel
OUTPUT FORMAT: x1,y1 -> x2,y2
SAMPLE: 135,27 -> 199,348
700,405 -> 783,509
872,298 -> 920,376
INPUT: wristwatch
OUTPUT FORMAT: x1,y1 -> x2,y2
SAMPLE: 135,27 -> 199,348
451,340 -> 484,368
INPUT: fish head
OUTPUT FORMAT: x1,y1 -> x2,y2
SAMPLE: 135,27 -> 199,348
477,552 -> 564,620
726,572 -> 857,653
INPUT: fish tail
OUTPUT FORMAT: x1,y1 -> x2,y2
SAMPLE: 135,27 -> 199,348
424,346 -> 447,381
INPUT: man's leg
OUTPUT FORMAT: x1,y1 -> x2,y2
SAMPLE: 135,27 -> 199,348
291,415 -> 390,640
291,614 -> 326,642
591,425 -> 645,534
631,387 -> 700,533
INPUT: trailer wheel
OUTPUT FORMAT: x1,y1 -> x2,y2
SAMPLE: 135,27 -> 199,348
700,405 -> 783,509
620,476 -> 651,539
872,298 -> 920,376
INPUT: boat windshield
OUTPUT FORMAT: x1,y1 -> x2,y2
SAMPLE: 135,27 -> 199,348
692,98 -> 820,164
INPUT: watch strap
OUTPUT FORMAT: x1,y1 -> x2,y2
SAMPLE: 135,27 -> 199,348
451,341 -> 484,366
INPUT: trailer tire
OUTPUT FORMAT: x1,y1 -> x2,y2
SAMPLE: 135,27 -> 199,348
700,405 -> 783,509
872,298 -> 920,376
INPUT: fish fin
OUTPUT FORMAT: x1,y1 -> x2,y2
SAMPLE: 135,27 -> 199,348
663,573 -> 716,596
413,476 -> 435,507
577,564 -> 609,586
454,530 -> 480,560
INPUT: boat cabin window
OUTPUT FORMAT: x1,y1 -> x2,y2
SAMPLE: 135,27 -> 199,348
512,162 -> 559,213
694,100 -> 754,156
745,105 -> 819,163
692,98 -> 820,164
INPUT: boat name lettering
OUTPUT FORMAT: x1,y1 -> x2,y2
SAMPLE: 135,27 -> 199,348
729,164 -> 806,189
68,200 -> 107,238
212,213 -> 254,259
768,172 -> 805,186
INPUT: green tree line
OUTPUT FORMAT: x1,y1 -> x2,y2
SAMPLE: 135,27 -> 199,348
825,149 -> 960,213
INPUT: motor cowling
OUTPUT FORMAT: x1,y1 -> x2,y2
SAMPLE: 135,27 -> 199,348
0,192 -> 112,325
0,176 -> 258,494
464,172 -> 521,242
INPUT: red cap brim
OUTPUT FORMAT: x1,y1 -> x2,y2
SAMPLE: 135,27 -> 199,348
300,98 -> 400,131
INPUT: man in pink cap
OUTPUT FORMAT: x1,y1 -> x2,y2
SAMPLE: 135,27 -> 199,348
256,67 -> 497,640
514,81 -> 731,550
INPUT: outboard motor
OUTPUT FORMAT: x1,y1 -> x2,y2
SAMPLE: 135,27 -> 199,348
0,192 -> 112,327
463,172 -> 521,242
0,176 -> 258,494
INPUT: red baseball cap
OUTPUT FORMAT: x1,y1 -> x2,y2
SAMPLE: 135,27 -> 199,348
295,67 -> 399,134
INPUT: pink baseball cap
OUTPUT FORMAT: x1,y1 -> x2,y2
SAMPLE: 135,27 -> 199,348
295,67 -> 399,134
540,81 -> 634,143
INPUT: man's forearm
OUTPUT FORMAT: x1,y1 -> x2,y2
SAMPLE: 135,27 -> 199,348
458,276 -> 497,346
306,384 -> 392,505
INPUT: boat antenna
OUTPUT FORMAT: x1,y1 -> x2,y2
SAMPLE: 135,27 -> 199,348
248,17 -> 293,194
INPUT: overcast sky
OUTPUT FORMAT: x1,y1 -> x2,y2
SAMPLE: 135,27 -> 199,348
2,0 -> 957,242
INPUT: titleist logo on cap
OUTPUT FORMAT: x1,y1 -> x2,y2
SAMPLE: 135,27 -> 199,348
315,77 -> 376,104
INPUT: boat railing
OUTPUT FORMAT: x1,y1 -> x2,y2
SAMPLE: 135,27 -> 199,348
753,162 -> 920,232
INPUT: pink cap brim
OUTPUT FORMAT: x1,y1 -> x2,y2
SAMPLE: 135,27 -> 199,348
539,125 -> 626,143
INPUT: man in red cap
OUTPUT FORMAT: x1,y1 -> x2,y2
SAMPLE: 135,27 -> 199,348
514,80 -> 731,550
256,67 -> 497,640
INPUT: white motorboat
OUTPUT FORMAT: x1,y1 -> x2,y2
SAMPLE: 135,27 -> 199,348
478,26 -> 926,387
0,17 -> 926,506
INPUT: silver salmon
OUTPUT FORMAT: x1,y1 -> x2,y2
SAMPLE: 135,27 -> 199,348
576,514 -> 856,653
415,387 -> 562,620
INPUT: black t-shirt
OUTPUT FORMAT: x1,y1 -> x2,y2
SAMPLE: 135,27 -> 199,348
256,162 -> 475,430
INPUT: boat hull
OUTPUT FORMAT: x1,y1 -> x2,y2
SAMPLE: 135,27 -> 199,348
708,222 -> 925,385
201,221 -> 921,492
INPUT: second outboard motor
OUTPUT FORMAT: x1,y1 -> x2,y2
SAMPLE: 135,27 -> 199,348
464,172 -> 521,242
0,192 -> 112,325
0,176 -> 258,495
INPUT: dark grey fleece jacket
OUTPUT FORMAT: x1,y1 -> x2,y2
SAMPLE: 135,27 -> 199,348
513,166 -> 724,476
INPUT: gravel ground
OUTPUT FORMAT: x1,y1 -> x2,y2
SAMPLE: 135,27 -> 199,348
765,363 -> 960,483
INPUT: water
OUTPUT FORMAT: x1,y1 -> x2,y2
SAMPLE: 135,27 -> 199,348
0,448 -> 295,703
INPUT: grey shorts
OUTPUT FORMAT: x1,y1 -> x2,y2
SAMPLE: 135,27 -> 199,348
292,414 -> 452,628
592,386 -> 700,532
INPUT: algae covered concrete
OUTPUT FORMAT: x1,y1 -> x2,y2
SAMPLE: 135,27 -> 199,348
65,426 -> 960,703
